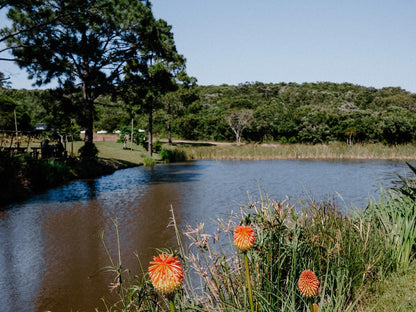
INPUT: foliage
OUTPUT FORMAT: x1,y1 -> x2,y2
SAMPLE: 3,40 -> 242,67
3,80 -> 416,145
95,187 -> 416,312
173,142 -> 416,161
159,147 -> 186,163
118,125 -> 148,150
1,0 -> 180,157
0,71 -> 11,88
78,142 -> 99,160
225,109 -> 254,145
0,152 -> 75,205
0,94 -> 31,130
118,9 -> 186,156
392,162 -> 416,201
143,155 -> 156,167
365,191 -> 416,270
169,82 -> 416,144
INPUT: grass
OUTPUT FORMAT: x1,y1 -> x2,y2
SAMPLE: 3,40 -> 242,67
71,140 -> 152,166
356,264 -> 416,312
169,142 -> 416,161
18,139 -> 416,164
94,184 -> 416,312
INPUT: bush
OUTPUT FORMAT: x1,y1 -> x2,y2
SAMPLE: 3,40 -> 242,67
78,142 -> 99,159
160,148 -> 186,163
152,140 -> 162,153
143,155 -> 155,167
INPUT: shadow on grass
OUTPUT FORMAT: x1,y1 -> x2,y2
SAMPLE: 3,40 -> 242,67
98,157 -> 141,169
171,142 -> 216,147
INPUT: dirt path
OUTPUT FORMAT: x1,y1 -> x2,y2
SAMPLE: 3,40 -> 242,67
159,139 -> 234,146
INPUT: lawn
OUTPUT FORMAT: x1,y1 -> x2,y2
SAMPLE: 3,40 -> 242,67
71,140 -> 152,166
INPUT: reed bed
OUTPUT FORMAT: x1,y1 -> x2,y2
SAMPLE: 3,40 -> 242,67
96,177 -> 416,312
173,142 -> 416,161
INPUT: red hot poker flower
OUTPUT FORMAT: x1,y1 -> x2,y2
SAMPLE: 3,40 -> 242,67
298,269 -> 319,297
148,253 -> 183,295
233,225 -> 255,252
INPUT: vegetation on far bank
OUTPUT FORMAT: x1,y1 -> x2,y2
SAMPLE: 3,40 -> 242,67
2,82 -> 416,158
166,141 -> 416,161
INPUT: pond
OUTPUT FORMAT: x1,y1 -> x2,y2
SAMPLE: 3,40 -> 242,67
0,159 -> 413,311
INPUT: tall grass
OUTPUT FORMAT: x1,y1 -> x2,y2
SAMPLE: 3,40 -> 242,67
365,194 -> 416,270
172,142 -> 416,161
95,184 -> 416,311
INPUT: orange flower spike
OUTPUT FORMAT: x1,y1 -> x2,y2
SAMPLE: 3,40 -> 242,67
148,253 -> 183,295
233,225 -> 255,252
298,269 -> 320,297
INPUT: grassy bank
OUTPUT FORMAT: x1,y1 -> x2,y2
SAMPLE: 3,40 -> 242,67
0,141 -> 152,207
96,183 -> 416,311
71,140 -> 151,165
48,140 -> 416,163
168,141 -> 416,161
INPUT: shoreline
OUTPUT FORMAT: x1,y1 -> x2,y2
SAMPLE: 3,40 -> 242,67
3,141 -> 416,208
170,141 -> 416,162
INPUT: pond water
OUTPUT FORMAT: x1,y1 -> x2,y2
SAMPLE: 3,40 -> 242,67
0,159 -> 413,311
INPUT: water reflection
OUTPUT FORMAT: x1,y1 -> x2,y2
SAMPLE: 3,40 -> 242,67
0,160 -> 413,312
0,205 -> 45,311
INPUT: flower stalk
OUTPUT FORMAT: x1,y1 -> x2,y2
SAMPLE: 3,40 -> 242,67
168,296 -> 177,312
234,224 -> 255,312
244,252 -> 255,312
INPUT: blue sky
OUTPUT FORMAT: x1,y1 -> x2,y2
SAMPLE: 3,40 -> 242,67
1,1 -> 416,92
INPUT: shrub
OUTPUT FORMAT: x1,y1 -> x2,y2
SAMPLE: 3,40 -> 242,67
78,142 -> 99,159
160,148 -> 186,163
143,155 -> 155,167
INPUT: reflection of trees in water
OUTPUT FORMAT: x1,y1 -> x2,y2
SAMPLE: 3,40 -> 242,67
0,204 -> 45,312
35,200 -> 109,312
34,166 -> 184,311
86,180 -> 97,199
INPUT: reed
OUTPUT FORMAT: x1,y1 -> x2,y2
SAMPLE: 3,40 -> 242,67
143,155 -> 156,167
168,196 -> 395,311
172,142 -> 416,161
365,191 -> 416,270
95,189 -> 416,311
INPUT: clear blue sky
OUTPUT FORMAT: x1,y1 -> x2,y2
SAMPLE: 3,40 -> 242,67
1,0 -> 416,92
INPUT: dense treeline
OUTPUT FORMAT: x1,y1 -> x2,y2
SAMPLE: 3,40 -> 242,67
1,81 -> 416,145
171,82 -> 416,145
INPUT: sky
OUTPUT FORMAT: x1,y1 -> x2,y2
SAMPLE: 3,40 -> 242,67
1,0 -> 416,92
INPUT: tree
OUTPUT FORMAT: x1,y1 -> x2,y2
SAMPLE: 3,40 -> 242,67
0,95 -> 31,130
380,106 -> 416,145
0,72 -> 11,88
121,17 -> 185,156
1,0 -> 162,157
162,72 -> 197,144
225,109 -> 254,145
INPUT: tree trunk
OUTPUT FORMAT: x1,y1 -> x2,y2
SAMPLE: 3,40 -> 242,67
148,103 -> 153,156
236,133 -> 241,146
168,120 -> 172,144
82,58 -> 94,147
167,100 -> 172,144
82,77 -> 96,158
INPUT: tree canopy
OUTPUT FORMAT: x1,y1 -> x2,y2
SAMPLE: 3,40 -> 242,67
1,0 -> 182,156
